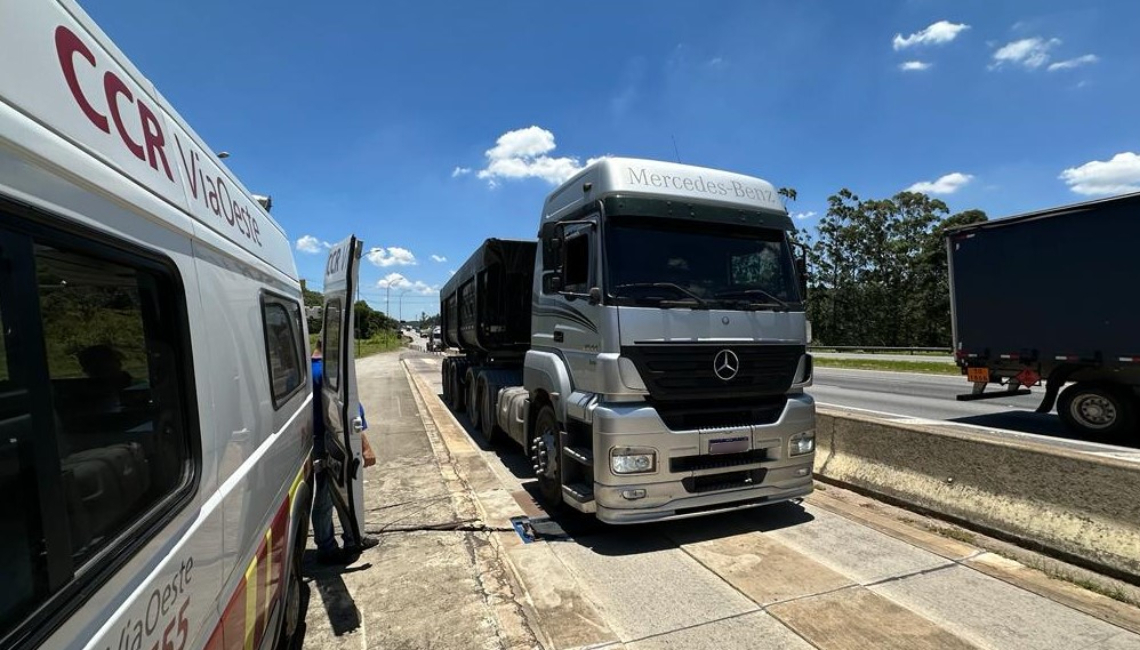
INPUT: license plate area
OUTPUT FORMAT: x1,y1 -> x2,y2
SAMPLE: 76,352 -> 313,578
967,366 -> 990,383
708,436 -> 750,455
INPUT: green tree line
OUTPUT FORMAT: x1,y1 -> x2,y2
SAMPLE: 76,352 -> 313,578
799,189 -> 987,348
302,285 -> 400,340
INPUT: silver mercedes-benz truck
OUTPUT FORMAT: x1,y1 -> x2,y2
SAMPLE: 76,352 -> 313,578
440,157 -> 815,524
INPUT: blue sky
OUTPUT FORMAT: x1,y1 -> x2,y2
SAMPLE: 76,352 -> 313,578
86,1 -> 1140,317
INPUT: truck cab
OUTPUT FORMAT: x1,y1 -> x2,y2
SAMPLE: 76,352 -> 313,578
441,158 -> 816,524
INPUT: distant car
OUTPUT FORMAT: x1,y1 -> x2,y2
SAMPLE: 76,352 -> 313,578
427,327 -> 444,352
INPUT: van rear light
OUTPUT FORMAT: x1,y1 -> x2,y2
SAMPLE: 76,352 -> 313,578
999,353 -> 1019,360
1055,355 -> 1079,362
1120,356 -> 1140,363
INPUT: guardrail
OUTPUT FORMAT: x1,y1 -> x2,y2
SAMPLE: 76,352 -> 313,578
814,407 -> 1140,584
810,346 -> 953,354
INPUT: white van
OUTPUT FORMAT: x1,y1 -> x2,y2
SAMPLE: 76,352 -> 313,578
0,1 -> 365,649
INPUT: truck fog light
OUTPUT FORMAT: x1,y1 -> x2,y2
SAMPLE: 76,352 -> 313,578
621,489 -> 647,500
789,431 -> 815,456
610,447 -> 657,474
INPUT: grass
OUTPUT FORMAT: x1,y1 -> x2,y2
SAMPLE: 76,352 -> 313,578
814,357 -> 961,375
924,524 -> 978,545
309,330 -> 406,359
1007,552 -> 1139,606
812,348 -> 949,357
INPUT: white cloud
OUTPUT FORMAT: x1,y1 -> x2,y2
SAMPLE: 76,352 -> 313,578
295,235 -> 330,254
473,126 -> 600,186
991,37 -> 1061,70
366,246 -> 417,267
452,166 -> 472,177
430,254 -> 447,263
1059,152 -> 1140,196
377,272 -> 435,294
899,60 -> 932,72
906,172 -> 974,195
1048,54 -> 1099,72
792,211 -> 817,220
448,269 -> 456,276
893,21 -> 970,50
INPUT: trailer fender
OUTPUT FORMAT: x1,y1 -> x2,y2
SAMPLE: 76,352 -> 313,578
1037,363 -> 1082,414
524,349 -> 573,423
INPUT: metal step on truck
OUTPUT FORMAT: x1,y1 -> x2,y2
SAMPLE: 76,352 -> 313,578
948,192 -> 1140,442
438,158 -> 816,524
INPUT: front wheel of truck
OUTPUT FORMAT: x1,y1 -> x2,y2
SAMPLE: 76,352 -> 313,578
530,404 -> 564,507
1058,382 -> 1136,440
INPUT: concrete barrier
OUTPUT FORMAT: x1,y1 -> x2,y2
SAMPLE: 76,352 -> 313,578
813,407 -> 1140,583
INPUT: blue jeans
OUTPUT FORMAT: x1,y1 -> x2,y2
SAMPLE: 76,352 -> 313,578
312,465 -> 357,552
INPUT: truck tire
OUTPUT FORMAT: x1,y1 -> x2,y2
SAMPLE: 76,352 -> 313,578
1058,383 -> 1137,440
452,364 -> 466,412
479,377 -> 502,445
466,370 -> 481,431
441,359 -> 453,407
530,404 -> 564,507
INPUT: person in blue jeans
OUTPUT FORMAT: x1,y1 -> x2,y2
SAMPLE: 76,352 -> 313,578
311,341 -> 378,564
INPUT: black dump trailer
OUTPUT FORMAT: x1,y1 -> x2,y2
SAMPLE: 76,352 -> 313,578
947,192 -> 1140,441
438,239 -> 536,434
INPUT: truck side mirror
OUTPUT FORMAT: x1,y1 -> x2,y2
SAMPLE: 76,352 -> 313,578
543,272 -> 562,294
588,287 -> 602,305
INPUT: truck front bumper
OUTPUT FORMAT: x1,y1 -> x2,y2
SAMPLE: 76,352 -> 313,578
590,393 -> 816,525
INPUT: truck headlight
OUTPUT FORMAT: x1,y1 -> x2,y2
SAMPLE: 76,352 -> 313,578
610,447 -> 657,474
789,431 -> 815,456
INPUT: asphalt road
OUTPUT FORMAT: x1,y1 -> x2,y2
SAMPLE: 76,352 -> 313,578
808,367 -> 1140,453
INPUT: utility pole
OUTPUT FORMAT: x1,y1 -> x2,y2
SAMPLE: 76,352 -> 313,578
399,290 -> 410,322
385,283 -> 391,318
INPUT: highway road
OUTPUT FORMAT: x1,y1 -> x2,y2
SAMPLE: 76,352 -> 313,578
809,367 -> 1140,453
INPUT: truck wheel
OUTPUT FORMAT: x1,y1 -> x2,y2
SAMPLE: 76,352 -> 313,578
479,378 -> 501,444
441,360 -> 452,407
467,371 -> 482,431
530,404 -> 564,506
1058,383 -> 1137,439
452,365 -> 466,412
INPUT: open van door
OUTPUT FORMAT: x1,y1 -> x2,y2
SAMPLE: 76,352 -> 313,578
321,235 -> 365,541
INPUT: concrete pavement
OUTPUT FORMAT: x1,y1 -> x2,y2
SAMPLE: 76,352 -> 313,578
299,351 -> 538,650
396,352 -> 1140,650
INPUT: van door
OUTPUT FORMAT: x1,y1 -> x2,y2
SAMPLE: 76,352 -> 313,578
321,236 -> 365,542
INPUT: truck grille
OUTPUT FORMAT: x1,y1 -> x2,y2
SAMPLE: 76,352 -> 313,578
654,397 -> 786,431
622,344 -> 804,402
671,450 -> 769,473
682,469 -> 768,494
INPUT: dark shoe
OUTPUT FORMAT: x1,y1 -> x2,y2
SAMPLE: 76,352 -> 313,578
344,535 -> 379,558
315,548 -> 349,565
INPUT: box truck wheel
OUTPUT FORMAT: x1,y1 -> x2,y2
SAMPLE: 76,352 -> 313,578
1058,383 -> 1136,439
530,404 -> 564,506
442,360 -> 452,407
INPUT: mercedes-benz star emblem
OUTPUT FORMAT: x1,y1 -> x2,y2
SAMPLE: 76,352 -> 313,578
713,349 -> 740,381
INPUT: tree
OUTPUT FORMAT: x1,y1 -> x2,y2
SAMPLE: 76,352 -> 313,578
807,189 -> 984,347
303,286 -> 324,334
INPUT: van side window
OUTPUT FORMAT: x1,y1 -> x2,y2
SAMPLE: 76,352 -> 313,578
323,300 -> 342,391
0,230 -> 194,640
261,296 -> 306,408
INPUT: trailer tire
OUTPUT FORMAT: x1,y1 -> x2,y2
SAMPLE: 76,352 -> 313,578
452,363 -> 466,412
530,404 -> 564,507
466,370 -> 481,431
479,377 -> 502,445
441,359 -> 453,408
1058,383 -> 1136,440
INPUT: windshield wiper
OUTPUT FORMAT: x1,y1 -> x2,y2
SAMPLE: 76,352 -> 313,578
713,289 -> 791,311
613,282 -> 711,309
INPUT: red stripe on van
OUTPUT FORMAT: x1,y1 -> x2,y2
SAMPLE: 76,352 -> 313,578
221,575 -> 246,650
254,538 -> 270,648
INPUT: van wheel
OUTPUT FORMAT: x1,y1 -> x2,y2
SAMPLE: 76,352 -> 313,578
479,378 -> 501,444
530,404 -> 564,506
1058,383 -> 1136,439
467,371 -> 482,431
276,536 -> 307,650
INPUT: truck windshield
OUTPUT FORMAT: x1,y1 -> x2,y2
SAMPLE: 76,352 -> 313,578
605,217 -> 800,310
